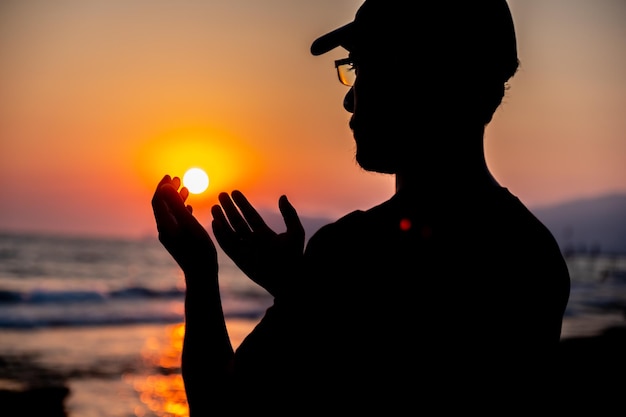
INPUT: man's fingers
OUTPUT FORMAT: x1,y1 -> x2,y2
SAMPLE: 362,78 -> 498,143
231,190 -> 270,232
211,205 -> 230,232
154,183 -> 197,229
152,175 -> 184,207
279,195 -> 305,242
180,186 -> 190,203
152,175 -> 172,206
218,192 -> 252,235
211,204 -> 238,253
153,198 -> 177,238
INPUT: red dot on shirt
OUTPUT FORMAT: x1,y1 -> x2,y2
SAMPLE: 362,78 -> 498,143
399,218 -> 412,231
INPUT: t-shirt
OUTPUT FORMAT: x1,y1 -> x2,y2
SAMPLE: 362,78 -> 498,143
232,187 -> 570,413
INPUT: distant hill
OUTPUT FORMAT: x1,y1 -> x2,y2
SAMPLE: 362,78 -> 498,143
260,192 -> 626,255
530,193 -> 626,255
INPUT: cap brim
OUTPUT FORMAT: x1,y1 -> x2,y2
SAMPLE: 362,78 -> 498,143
310,22 -> 354,56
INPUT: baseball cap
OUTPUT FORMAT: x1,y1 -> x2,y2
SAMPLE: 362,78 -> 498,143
311,0 -> 519,82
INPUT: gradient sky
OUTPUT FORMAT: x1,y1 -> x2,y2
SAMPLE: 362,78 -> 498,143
1,0 -> 625,238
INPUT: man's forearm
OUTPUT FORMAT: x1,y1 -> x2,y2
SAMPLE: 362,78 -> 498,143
182,270 -> 234,414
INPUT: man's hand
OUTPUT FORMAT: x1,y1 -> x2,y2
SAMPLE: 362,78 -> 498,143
152,175 -> 218,279
211,190 -> 305,296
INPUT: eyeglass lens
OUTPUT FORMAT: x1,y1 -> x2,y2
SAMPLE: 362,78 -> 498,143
336,59 -> 356,87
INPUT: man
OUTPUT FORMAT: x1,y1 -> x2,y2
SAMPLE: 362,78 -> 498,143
152,1 -> 570,414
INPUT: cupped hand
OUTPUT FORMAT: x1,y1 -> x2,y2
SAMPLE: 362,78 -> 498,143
211,190 -> 305,296
152,175 -> 218,278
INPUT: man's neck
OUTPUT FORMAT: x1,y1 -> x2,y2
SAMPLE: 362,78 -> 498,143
394,126 -> 500,195
395,167 -> 500,195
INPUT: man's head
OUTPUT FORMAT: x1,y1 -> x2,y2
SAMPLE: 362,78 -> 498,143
311,1 -> 518,81
311,1 -> 519,174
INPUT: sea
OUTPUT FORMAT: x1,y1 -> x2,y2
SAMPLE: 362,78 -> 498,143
1,231 -> 625,417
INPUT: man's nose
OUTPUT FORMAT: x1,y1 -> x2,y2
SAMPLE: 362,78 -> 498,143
343,88 -> 354,113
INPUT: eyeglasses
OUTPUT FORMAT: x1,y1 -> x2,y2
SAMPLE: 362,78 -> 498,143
334,57 -> 356,87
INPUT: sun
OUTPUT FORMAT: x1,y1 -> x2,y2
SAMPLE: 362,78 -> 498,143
182,167 -> 209,194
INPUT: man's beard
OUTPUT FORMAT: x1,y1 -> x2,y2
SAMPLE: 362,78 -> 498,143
354,142 -> 399,174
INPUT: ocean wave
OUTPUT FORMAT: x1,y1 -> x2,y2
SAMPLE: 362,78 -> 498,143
0,286 -> 185,305
0,314 -> 185,329
0,286 -> 272,329
0,305 -> 266,329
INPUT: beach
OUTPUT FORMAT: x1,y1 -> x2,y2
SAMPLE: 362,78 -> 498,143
0,320 -> 259,417
1,232 -> 625,416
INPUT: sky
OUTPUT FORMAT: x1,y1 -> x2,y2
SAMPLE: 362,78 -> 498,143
1,0 -> 625,239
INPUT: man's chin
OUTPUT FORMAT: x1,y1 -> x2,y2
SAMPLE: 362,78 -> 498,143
355,152 -> 397,174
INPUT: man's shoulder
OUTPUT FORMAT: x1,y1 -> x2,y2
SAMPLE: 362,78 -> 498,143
310,209 -> 367,238
311,199 -> 395,236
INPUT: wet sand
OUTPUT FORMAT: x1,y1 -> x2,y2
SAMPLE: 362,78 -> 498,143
0,319 -> 258,417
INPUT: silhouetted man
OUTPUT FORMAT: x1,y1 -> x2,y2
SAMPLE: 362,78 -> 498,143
152,1 -> 570,414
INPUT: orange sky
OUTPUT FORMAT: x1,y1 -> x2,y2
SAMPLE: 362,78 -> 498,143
1,0 -> 625,238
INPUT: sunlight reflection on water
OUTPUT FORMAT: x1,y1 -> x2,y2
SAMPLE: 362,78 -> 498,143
131,324 -> 187,417
130,320 -> 256,417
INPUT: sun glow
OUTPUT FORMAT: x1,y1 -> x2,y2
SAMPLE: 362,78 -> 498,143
183,167 -> 209,194
134,127 -> 264,201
